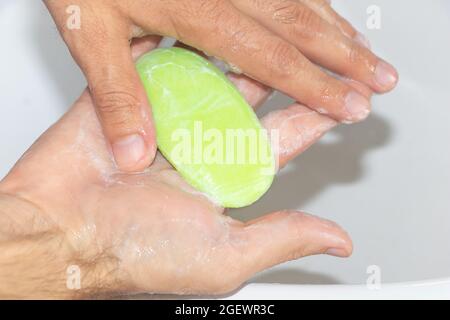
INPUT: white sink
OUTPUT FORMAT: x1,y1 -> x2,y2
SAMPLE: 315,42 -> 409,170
1,0 -> 449,299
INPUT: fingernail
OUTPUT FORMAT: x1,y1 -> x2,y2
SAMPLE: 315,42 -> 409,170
354,32 -> 371,49
112,134 -> 146,170
326,248 -> 349,257
374,60 -> 398,91
344,91 -> 371,123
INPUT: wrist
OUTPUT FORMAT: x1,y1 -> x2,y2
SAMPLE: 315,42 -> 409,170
0,190 -> 124,299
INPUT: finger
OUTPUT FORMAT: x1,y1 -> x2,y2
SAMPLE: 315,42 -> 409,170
60,21 -> 157,172
300,0 -> 371,49
172,43 -> 337,169
298,0 -> 358,40
261,103 -> 336,168
172,44 -> 337,165
228,66 -> 372,111
230,210 -> 352,280
229,73 -> 341,169
232,0 -> 398,93
175,43 -> 372,114
174,41 -> 274,109
135,2 -> 371,123
230,71 -> 373,111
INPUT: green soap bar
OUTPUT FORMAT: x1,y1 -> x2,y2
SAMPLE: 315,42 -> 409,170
136,48 -> 275,208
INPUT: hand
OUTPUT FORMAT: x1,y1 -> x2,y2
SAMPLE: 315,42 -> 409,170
0,38 -> 352,298
44,0 -> 398,172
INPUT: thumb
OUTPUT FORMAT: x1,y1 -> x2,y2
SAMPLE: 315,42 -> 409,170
79,36 -> 156,172
234,210 -> 353,277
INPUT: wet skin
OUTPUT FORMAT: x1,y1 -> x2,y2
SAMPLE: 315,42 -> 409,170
44,0 -> 398,172
0,38 -> 353,298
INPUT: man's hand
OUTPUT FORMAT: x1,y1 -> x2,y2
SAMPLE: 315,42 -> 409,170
44,0 -> 398,172
0,38 -> 353,299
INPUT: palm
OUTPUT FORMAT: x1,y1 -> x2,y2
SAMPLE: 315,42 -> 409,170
3,91 -> 233,292
90,153 -> 236,294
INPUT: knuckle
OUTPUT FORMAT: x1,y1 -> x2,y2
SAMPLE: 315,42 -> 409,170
94,87 -> 140,125
347,42 -> 363,64
265,41 -> 302,76
316,76 -> 348,111
338,18 -> 358,38
198,0 -> 224,19
226,23 -> 253,53
273,2 -> 323,38
296,5 -> 320,27
346,42 -> 378,74
169,0 -> 229,39
348,41 -> 375,66
179,0 -> 224,21
272,1 -> 302,24
290,212 -> 310,240
318,76 -> 336,99
295,6 -> 323,38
